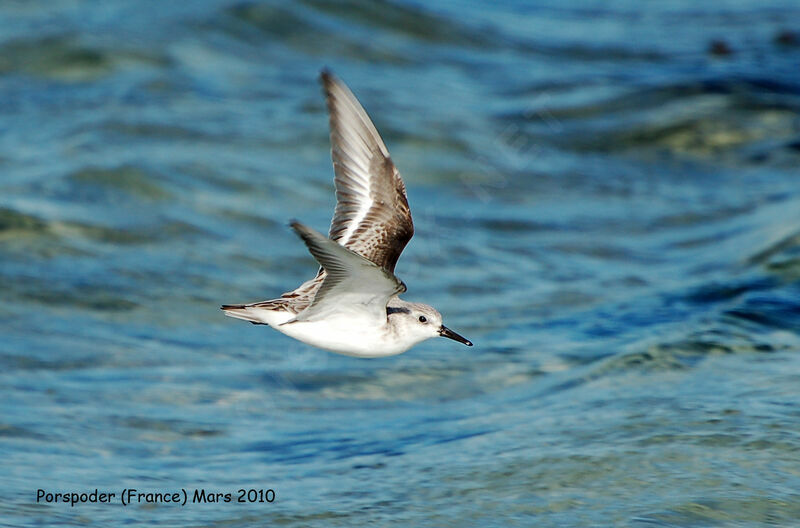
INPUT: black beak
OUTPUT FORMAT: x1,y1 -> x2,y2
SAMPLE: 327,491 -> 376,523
439,325 -> 473,346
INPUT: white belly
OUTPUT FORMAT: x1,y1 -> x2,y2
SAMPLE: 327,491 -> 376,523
251,309 -> 409,358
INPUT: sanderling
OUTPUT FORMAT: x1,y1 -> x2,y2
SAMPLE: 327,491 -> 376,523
222,70 -> 472,357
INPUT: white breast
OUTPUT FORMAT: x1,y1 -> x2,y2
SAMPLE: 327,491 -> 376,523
275,316 -> 409,358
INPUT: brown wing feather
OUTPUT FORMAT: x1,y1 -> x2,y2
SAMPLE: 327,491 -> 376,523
223,72 -> 413,312
321,70 -> 414,273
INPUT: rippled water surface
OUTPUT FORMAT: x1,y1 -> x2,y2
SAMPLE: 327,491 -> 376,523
2,1 -> 800,526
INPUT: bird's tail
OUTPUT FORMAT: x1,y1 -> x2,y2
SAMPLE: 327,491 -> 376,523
221,304 -> 266,325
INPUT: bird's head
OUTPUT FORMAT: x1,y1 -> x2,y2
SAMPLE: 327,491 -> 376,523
388,302 -> 472,348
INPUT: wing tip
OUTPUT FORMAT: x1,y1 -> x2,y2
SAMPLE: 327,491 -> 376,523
290,221 -> 330,256
319,68 -> 339,93
289,219 -> 311,239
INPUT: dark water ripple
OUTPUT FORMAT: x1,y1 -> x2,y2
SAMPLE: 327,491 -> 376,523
1,0 -> 800,526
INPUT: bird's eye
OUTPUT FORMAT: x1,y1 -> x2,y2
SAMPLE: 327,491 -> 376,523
418,316 -> 427,323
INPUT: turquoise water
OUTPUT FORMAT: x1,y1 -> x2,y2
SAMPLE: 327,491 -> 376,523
2,1 -> 800,526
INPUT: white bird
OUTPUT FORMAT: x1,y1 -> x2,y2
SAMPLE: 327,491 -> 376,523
222,70 -> 472,357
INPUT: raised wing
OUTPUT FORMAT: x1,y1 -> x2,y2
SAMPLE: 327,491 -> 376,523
288,221 -> 406,323
321,70 -> 414,273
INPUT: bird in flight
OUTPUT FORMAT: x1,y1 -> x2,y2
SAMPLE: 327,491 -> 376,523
222,70 -> 472,357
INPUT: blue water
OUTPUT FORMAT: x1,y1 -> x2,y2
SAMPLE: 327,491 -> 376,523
2,1 -> 800,526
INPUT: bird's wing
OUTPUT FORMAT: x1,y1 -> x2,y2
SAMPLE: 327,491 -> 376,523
321,70 -> 414,273
287,221 -> 405,323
